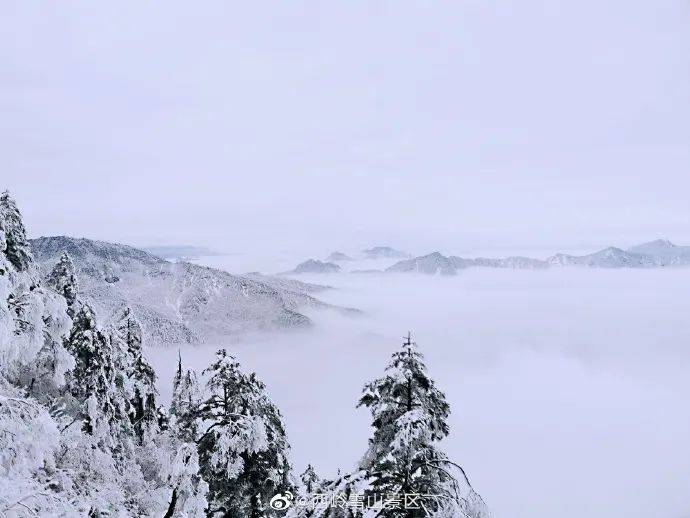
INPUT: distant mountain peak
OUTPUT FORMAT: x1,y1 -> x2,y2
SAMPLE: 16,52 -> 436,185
325,251 -> 354,262
291,259 -> 341,274
650,238 -> 675,247
594,247 -> 627,256
629,238 -> 676,250
386,251 -> 456,275
627,238 -> 690,259
362,246 -> 408,259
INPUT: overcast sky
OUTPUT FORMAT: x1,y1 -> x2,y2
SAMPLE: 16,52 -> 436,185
3,1 -> 689,255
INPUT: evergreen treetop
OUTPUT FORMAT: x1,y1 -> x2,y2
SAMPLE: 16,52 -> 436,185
357,333 -> 480,517
112,307 -> 158,443
46,252 -> 79,315
300,463 -> 320,494
170,351 -> 201,443
0,191 -> 34,273
197,349 -> 292,518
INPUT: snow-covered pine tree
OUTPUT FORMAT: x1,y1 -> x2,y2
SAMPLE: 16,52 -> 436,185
0,193 -> 122,515
170,351 -> 184,417
156,353 -> 208,517
64,304 -> 132,447
22,252 -> 80,400
46,252 -> 79,316
357,333 -> 488,518
0,191 -> 33,273
162,440 -> 209,518
285,469 -> 370,518
300,463 -> 320,494
169,352 -> 201,443
112,307 -> 158,444
197,349 -> 292,518
0,192 -> 73,396
28,308 -> 75,401
1,192 -> 40,358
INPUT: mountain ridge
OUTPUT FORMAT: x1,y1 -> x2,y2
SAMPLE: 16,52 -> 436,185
385,239 -> 690,275
30,236 -> 351,345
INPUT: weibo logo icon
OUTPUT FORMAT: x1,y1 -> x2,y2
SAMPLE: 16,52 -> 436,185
269,491 -> 294,511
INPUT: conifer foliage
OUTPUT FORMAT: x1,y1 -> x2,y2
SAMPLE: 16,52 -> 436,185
0,191 -> 33,273
65,303 -> 131,441
300,463 -> 321,494
46,251 -> 79,315
164,355 -> 208,517
170,351 -> 202,443
197,349 -> 292,517
357,333 -> 487,517
285,335 -> 489,518
113,307 -> 158,443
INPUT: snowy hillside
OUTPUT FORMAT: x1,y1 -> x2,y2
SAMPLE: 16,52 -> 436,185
31,236 -> 345,345
243,271 -> 332,294
0,192 -> 285,516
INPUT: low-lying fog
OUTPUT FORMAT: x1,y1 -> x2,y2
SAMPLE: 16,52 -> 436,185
149,256 -> 690,518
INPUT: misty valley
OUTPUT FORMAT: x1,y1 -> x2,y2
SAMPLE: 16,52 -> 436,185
2,192 -> 690,518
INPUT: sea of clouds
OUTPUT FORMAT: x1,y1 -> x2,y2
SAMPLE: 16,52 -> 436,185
148,256 -> 690,518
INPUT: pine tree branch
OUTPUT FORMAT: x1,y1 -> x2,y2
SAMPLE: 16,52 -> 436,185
195,413 -> 251,444
60,414 -> 81,433
423,458 -> 474,490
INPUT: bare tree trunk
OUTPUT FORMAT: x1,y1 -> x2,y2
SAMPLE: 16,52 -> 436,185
163,487 -> 178,518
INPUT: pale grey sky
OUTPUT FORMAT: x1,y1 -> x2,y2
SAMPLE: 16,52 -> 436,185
3,1 -> 689,254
